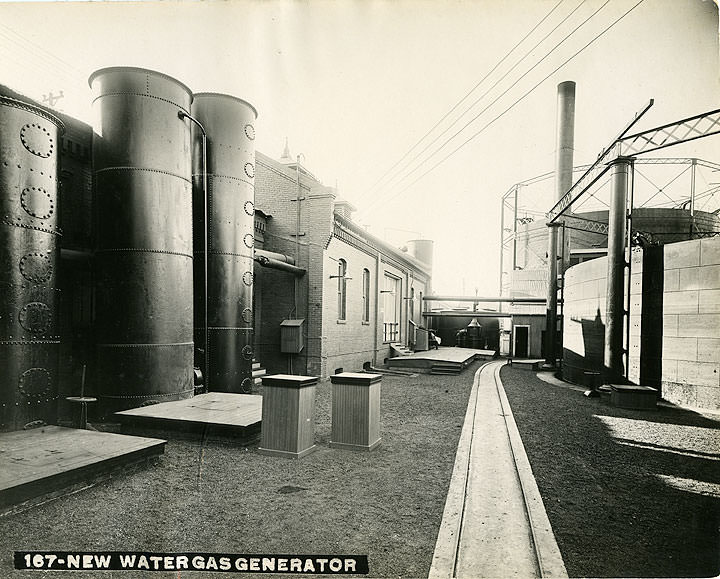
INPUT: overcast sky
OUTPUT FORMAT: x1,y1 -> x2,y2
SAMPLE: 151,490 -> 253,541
1,0 -> 718,295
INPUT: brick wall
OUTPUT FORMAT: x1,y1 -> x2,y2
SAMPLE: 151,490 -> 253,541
254,153 -> 334,377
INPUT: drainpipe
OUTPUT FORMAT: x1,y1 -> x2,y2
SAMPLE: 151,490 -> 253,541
178,110 -> 209,391
374,249 -> 381,365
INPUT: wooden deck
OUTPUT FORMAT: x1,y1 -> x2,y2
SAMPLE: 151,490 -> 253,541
387,347 -> 497,374
0,426 -> 165,510
115,392 -> 262,441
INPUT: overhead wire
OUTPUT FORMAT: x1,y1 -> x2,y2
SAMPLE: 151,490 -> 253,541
363,0 -> 567,200
360,0 -> 613,215
360,0 -> 647,217
361,0 -> 590,208
0,21 -> 86,81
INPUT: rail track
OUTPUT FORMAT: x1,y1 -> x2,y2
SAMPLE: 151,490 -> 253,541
428,360 -> 567,578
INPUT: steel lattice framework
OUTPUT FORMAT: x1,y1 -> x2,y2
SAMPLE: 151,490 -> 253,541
547,105 -> 720,223
499,156 -> 720,294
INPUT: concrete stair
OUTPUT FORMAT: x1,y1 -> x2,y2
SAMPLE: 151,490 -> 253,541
391,343 -> 413,357
252,360 -> 267,387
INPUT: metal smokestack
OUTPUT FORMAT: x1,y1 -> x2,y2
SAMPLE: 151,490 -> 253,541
545,81 -> 575,366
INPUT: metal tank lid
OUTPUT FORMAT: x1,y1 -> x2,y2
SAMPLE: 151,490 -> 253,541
0,95 -> 65,133
88,66 -> 194,100
193,92 -> 258,119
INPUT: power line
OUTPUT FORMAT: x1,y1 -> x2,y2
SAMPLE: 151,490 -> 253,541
361,0 -> 611,215
0,21 -> 86,82
362,0 -> 590,208
360,0 -> 647,217
363,0 -> 567,201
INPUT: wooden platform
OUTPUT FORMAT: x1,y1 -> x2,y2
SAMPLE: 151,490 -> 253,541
115,392 -> 262,441
387,347 -> 496,374
0,426 -> 166,510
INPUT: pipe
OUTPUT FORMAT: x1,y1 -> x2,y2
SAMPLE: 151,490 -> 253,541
605,157 -> 631,381
255,248 -> 295,265
423,295 -> 545,303
178,110 -> 209,391
422,311 -> 513,318
254,254 -> 306,276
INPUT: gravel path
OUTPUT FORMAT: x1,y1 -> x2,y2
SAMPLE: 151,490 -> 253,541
501,365 -> 720,578
0,363 -> 480,579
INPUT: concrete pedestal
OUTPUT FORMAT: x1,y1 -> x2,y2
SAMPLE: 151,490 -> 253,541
258,374 -> 318,459
330,372 -> 382,451
610,384 -> 658,410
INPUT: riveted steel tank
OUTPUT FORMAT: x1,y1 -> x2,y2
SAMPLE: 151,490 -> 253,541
0,96 -> 64,431
191,93 -> 257,393
89,67 -> 194,413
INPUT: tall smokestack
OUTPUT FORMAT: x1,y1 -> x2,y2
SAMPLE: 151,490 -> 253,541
545,81 -> 576,366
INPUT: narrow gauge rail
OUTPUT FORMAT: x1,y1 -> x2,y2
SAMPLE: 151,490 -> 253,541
429,360 -> 567,578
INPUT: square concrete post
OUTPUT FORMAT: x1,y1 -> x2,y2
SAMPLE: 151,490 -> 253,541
330,372 -> 382,451
258,374 -> 318,458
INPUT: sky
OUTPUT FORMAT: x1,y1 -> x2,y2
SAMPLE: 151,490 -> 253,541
1,0 -> 718,295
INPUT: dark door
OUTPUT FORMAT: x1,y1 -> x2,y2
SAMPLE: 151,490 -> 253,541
515,326 -> 529,358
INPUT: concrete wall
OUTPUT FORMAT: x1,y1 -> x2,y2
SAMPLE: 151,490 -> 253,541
562,256 -> 610,385
563,236 -> 720,411
661,237 -> 720,411
512,314 -> 545,359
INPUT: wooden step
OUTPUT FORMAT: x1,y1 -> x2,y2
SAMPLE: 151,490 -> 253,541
431,364 -> 462,375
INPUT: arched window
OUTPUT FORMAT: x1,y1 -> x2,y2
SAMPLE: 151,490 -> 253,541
337,259 -> 347,320
362,268 -> 370,322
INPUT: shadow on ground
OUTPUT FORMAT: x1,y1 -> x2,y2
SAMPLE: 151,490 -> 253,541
501,365 -> 720,578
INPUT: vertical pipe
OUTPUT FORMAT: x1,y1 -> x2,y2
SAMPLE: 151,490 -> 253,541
545,80 -> 576,366
499,195 -> 505,311
690,158 -> 697,218
604,157 -> 631,381
178,111 -> 208,392
624,159 -> 635,380
512,185 -> 519,271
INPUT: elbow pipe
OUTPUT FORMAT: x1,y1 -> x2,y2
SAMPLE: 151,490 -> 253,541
254,248 -> 295,265
254,255 -> 306,276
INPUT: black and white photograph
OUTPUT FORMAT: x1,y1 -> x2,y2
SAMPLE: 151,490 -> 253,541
0,0 -> 719,577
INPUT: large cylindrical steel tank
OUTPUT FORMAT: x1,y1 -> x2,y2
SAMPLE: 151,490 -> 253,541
0,96 -> 64,431
406,239 -> 434,269
191,93 -> 257,393
89,67 -> 195,413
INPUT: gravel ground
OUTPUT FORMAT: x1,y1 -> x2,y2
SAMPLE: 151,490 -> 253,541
0,362 -> 479,579
501,365 -> 720,578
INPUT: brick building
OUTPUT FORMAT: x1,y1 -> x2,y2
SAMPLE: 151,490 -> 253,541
1,81 -> 433,418
254,148 -> 433,377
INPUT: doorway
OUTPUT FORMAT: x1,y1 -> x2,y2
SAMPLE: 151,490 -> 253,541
514,325 -> 529,358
